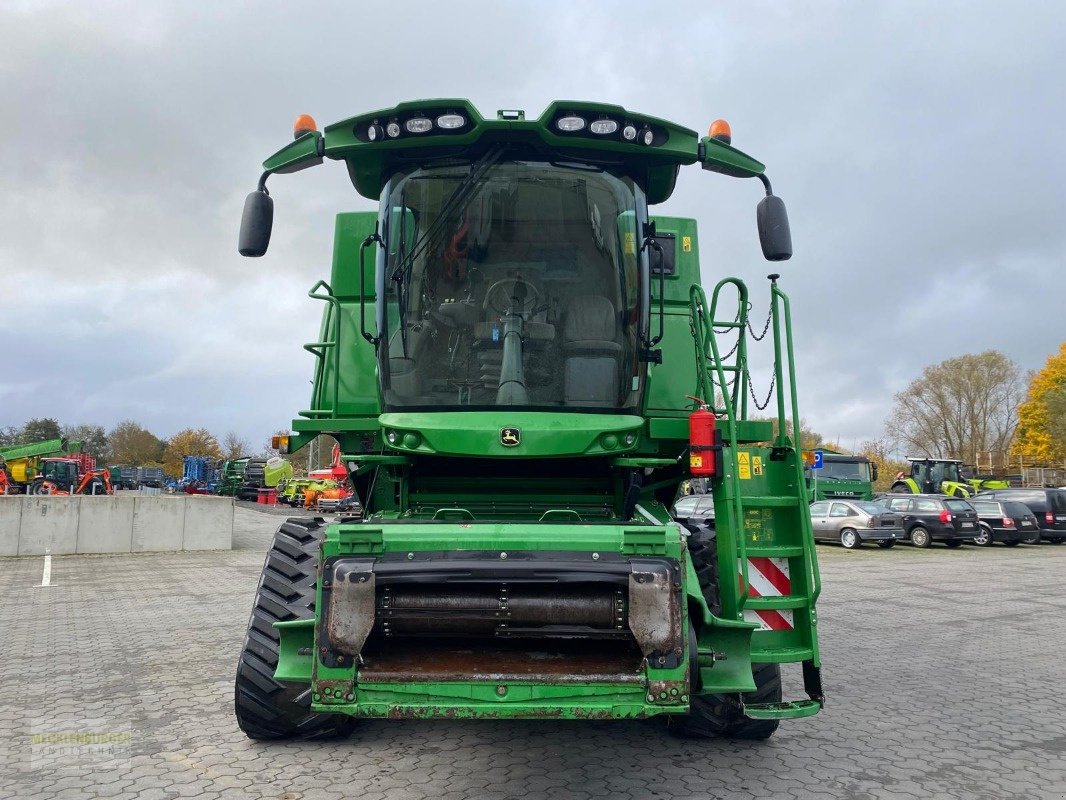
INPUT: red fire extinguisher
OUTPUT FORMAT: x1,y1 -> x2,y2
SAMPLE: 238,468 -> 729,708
686,396 -> 719,478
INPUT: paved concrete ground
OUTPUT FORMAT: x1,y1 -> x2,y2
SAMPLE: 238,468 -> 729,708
2,508 -> 1065,800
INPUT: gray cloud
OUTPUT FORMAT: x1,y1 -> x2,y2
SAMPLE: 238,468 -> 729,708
1,2 -> 1063,448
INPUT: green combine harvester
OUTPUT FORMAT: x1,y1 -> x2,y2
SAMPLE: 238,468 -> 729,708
233,100 -> 823,740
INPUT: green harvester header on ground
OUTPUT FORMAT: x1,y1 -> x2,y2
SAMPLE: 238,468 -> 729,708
232,99 -> 824,740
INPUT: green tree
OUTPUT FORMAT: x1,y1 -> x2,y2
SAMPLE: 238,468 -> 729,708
887,351 -> 1023,465
1013,343 -> 1066,464
162,428 -> 222,477
1045,385 -> 1066,452
20,418 -> 62,442
62,424 -> 109,463
0,426 -> 20,447
109,420 -> 166,466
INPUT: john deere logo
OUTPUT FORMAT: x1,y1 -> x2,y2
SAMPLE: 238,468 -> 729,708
500,427 -> 521,447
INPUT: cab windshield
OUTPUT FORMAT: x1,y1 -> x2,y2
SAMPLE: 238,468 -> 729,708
379,159 -> 645,411
817,459 -> 871,482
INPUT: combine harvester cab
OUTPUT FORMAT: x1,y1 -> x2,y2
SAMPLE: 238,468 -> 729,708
233,101 -> 823,740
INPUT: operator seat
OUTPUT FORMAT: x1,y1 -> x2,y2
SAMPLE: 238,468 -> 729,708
562,295 -> 621,406
387,323 -> 434,402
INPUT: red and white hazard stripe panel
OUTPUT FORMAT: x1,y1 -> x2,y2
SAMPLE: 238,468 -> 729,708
738,556 -> 794,631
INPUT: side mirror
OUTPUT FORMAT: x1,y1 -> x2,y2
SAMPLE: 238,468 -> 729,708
871,464 -> 879,481
757,194 -> 792,261
238,190 -> 273,257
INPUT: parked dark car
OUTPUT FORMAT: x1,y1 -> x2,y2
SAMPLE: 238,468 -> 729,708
972,489 -> 1066,544
875,494 -> 980,548
809,499 -> 903,549
672,494 -> 715,528
969,499 -> 1040,546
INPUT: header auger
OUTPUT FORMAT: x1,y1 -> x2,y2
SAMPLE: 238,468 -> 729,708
233,99 -> 822,740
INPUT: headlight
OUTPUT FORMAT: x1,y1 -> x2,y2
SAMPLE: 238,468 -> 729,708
436,113 -> 466,129
641,127 -> 654,146
590,119 -> 618,135
367,123 -> 384,142
556,115 -> 586,132
622,124 -> 638,141
404,117 -> 433,134
386,121 -> 401,138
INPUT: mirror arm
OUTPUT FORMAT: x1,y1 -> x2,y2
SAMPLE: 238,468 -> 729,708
256,171 -> 271,193
757,173 -> 773,196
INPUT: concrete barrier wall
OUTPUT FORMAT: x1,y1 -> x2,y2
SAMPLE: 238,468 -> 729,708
0,495 -> 233,556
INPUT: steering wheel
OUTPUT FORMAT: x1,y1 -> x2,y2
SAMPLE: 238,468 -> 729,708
484,277 -> 540,315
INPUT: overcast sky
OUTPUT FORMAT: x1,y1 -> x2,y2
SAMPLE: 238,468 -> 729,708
1,1 -> 1063,450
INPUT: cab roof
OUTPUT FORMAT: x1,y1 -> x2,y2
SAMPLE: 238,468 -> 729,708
264,99 -> 702,204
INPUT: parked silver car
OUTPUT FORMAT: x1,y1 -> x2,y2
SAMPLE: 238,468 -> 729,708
809,499 -> 904,549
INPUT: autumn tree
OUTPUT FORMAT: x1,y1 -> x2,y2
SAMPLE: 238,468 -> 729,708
162,428 -> 223,477
1013,342 -> 1066,463
887,351 -> 1023,465
753,416 -> 825,450
858,436 -> 909,492
223,431 -> 251,460
109,420 -> 166,466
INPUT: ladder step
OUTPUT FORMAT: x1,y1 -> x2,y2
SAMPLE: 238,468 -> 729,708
745,545 -> 805,558
744,699 -> 821,720
739,496 -> 800,508
711,320 -> 745,329
745,596 -> 808,610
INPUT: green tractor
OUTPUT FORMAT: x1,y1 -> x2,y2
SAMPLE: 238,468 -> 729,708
891,456 -> 1010,498
233,101 -> 823,740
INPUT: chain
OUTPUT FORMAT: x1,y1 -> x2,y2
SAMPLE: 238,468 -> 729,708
747,366 -> 777,411
718,336 -> 741,361
713,305 -> 743,334
747,304 -> 772,341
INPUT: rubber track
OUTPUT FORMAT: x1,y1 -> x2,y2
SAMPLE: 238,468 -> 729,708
234,517 -> 356,740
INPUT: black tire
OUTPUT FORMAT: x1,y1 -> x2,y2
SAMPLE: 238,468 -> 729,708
945,540 -> 963,548
910,526 -> 932,548
839,528 -> 861,549
876,540 -> 895,549
685,523 -> 721,615
669,524 -> 780,740
234,517 -> 356,740
972,524 -> 993,547
669,661 -> 782,740
890,483 -> 911,494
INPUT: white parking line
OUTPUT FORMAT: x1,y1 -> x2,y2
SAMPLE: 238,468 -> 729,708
39,550 -> 52,587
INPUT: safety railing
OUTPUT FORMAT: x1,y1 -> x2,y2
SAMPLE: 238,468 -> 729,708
300,280 -> 341,419
689,279 -> 751,617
